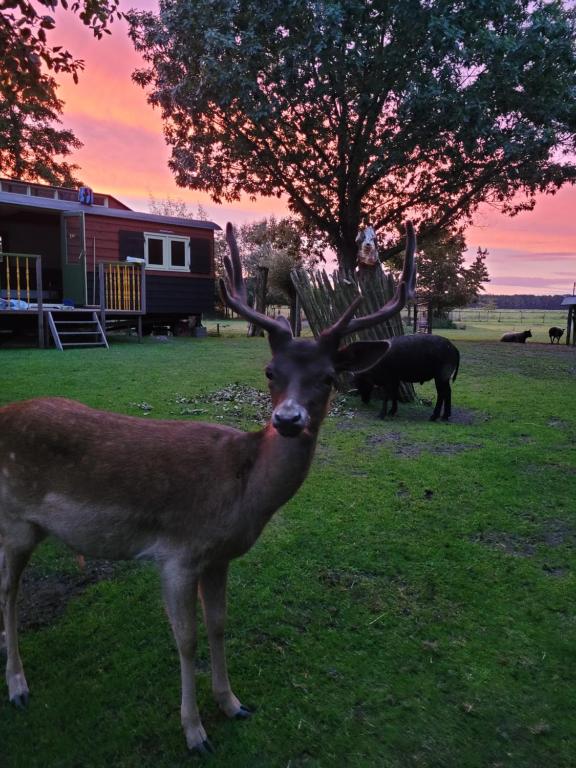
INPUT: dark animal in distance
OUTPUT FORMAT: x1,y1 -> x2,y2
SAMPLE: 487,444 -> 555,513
500,330 -> 532,343
352,334 -> 460,421
0,223 -> 416,755
548,326 -> 564,344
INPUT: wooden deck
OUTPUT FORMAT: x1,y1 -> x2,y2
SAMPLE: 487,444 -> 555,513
0,305 -> 144,348
1,257 -> 145,348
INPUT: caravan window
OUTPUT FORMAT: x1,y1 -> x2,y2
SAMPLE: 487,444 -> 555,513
144,234 -> 190,271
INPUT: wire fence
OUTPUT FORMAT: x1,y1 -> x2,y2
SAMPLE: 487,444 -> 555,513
447,309 -> 568,326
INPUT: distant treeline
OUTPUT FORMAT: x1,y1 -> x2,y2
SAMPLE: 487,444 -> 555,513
469,294 -> 569,310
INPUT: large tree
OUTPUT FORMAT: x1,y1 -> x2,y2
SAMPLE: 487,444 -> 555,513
128,0 -> 576,271
0,0 -> 121,185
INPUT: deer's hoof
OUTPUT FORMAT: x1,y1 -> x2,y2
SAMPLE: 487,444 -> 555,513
234,705 -> 254,720
191,738 -> 214,757
10,691 -> 29,709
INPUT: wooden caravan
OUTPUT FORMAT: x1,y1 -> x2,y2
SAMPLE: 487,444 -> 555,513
0,178 -> 219,348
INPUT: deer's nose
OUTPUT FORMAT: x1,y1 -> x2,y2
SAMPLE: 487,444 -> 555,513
272,399 -> 309,437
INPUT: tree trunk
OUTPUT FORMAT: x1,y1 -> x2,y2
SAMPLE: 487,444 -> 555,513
248,266 -> 268,337
336,242 -> 358,274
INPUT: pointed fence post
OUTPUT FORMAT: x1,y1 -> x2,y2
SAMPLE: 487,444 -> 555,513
248,266 -> 268,337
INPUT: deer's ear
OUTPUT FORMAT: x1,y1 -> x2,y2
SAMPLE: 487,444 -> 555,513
333,340 -> 390,373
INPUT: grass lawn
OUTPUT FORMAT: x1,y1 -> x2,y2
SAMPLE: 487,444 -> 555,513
0,333 -> 575,768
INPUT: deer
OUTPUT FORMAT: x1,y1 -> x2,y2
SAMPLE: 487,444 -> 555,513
0,221 -> 416,755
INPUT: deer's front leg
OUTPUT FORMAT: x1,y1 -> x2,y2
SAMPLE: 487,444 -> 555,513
200,562 -> 252,720
161,560 -> 212,755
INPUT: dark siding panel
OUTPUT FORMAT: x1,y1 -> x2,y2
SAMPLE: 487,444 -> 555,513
146,275 -> 215,314
85,216 -> 213,268
190,237 -> 212,274
119,230 -> 144,260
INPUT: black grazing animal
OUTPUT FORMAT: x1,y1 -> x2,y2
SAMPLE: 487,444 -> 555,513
549,326 -> 564,344
500,330 -> 532,343
351,334 -> 460,421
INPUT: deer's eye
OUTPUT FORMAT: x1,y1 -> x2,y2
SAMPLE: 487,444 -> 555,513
265,368 -> 275,380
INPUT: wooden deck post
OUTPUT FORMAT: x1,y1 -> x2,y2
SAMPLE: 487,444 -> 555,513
140,264 -> 147,315
98,263 -> 106,330
35,256 -> 44,348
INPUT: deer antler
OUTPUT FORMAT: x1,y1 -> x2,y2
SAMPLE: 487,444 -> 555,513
219,223 -> 293,350
321,221 -> 416,346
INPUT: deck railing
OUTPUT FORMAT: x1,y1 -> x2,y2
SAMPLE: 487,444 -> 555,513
0,252 -> 45,346
98,262 -> 146,313
1,252 -> 43,307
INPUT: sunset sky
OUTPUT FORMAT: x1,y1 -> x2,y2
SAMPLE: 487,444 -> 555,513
52,3 -> 576,295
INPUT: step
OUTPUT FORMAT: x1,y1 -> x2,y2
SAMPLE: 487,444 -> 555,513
54,320 -> 99,325
46,309 -> 108,351
61,342 -> 107,348
58,331 -> 103,336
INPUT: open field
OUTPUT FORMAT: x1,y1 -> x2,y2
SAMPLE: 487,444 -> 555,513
1,334 -> 575,768
444,310 -> 570,344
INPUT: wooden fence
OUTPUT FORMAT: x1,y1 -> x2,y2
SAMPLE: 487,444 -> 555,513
291,266 -> 415,402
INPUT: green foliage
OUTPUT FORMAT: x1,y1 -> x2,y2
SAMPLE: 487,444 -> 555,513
0,0 -> 122,185
413,228 -> 490,316
0,86 -> 83,186
148,194 -> 208,220
0,336 -> 575,767
128,0 -> 576,270
236,216 -> 327,305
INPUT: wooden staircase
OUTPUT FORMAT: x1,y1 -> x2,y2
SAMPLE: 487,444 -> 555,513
46,311 -> 109,351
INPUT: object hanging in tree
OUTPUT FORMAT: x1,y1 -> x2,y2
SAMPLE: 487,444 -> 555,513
356,224 -> 378,268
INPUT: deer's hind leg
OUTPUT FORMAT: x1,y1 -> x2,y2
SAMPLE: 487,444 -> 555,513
0,523 -> 42,707
0,538 -> 4,658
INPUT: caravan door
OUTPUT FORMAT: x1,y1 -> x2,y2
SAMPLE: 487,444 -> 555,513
61,212 -> 87,305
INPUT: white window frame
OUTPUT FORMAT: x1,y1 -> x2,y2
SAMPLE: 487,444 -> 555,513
144,233 -> 190,271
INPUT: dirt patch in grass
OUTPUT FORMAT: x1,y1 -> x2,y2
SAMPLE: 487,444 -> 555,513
547,417 -> 570,430
366,431 -> 483,458
17,560 -> 120,631
448,406 -> 490,425
522,461 -> 576,478
472,519 -> 576,572
336,401 -> 488,428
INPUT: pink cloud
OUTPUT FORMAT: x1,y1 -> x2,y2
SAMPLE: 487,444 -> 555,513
51,5 -> 576,294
